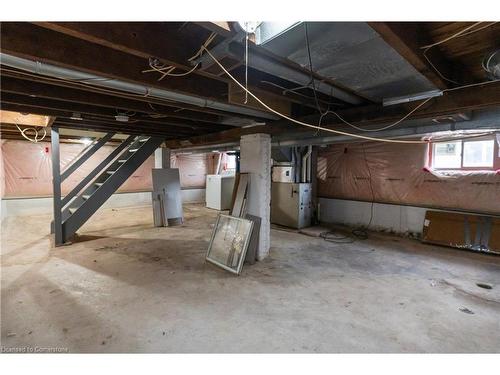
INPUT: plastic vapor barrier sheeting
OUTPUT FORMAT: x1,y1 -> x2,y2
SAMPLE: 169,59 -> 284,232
317,142 -> 500,215
0,140 -> 153,198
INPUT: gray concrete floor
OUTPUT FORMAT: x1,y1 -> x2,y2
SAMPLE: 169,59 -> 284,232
1,203 -> 499,353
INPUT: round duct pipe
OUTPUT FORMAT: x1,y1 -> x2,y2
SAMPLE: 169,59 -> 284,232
0,52 -> 279,122
483,49 -> 500,80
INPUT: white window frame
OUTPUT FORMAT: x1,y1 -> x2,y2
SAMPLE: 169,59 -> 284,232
431,135 -> 497,171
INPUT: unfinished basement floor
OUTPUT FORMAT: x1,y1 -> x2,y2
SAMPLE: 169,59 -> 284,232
1,203 -> 499,353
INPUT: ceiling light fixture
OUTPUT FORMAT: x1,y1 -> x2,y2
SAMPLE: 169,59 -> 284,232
70,112 -> 83,120
237,21 -> 261,34
80,138 -> 92,146
115,114 -> 130,122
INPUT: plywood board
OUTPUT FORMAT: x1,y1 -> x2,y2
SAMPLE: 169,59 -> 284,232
422,210 -> 500,254
244,214 -> 261,265
230,173 -> 249,218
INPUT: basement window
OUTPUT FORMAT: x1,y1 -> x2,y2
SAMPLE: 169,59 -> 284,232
431,136 -> 497,170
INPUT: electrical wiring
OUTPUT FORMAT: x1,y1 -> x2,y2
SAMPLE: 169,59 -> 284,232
15,123 -> 47,143
201,45 -> 433,145
244,23 -> 250,104
2,67 -> 150,99
422,48 -> 461,85
320,146 -> 375,244
304,22 -> 326,115
260,80 -> 344,107
420,22 -> 498,85
1,67 -> 183,107
142,32 -> 217,81
420,22 -> 483,50
482,49 -> 500,78
202,45 -> 500,144
321,97 -> 434,133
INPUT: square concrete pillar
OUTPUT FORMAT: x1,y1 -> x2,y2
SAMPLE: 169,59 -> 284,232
154,148 -> 171,169
240,133 -> 271,260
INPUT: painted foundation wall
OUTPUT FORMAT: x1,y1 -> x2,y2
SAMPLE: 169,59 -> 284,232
1,189 -> 205,219
319,198 -> 428,235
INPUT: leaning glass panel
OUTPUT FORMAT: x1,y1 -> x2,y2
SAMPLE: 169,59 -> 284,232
206,214 -> 254,275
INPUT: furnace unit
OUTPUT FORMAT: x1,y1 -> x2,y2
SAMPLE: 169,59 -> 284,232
271,182 -> 312,229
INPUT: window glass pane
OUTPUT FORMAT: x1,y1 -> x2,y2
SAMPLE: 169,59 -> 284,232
433,141 -> 462,168
463,140 -> 494,167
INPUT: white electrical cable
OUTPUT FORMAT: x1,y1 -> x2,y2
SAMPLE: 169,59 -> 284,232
420,22 -> 498,85
142,32 -> 217,81
202,45 -> 433,144
202,45 -> 500,145
322,97 -> 434,132
244,23 -> 249,104
15,123 -> 47,143
420,22 -> 483,49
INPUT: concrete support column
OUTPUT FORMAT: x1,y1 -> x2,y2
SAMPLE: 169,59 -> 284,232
240,133 -> 271,260
154,147 -> 171,168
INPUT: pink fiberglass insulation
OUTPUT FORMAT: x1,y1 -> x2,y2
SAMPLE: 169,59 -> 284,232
0,140 -> 153,198
317,142 -> 500,215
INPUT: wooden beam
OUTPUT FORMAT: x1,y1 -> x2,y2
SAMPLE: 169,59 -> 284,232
0,103 -> 200,137
0,75 -> 225,124
165,81 -> 500,148
0,124 -> 122,143
368,22 -> 473,89
1,91 -> 232,132
1,23 -> 228,101
53,120 -> 176,138
33,22 -> 219,74
25,22 -> 340,111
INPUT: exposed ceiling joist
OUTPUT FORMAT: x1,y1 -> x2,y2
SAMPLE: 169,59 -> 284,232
165,81 -> 500,148
0,70 -> 256,122
32,22 -> 219,74
0,103 -> 201,137
0,91 -> 232,132
368,22 -> 474,89
0,23 -> 229,102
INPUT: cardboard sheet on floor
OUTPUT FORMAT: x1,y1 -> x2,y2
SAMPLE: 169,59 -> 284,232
422,210 -> 500,254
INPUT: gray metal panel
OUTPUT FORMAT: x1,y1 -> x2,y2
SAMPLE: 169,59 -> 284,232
261,22 -> 437,102
152,168 -> 183,223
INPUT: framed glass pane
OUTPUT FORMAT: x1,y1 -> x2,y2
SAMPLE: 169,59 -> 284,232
206,214 -> 254,275
433,141 -> 462,169
463,140 -> 494,167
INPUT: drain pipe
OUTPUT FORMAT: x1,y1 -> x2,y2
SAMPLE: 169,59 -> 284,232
306,145 -> 313,183
294,147 -> 302,183
0,53 -> 279,121
301,145 -> 312,183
